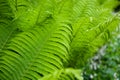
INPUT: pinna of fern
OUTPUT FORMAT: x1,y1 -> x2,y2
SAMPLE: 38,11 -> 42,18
0,0 -> 120,80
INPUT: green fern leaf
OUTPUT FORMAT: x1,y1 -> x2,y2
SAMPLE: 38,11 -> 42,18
40,68 -> 83,80
0,0 -> 73,80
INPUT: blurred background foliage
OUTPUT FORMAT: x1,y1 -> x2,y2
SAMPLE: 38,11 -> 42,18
83,0 -> 120,80
83,27 -> 120,80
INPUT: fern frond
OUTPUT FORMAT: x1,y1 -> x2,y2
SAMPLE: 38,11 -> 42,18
0,0 -> 17,50
0,0 -> 73,80
0,24 -> 72,80
72,0 -> 99,22
0,0 -> 119,80
68,1 -> 120,68
40,68 -> 83,80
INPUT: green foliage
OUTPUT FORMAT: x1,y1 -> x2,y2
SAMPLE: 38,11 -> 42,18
0,0 -> 120,80
97,0 -> 120,10
83,28 -> 120,80
40,68 -> 83,80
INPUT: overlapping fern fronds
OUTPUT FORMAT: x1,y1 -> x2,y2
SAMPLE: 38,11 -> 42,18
40,68 -> 83,80
0,0 -> 120,80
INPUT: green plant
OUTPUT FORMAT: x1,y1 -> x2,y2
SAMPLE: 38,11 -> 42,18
83,28 -> 120,80
0,0 -> 120,80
